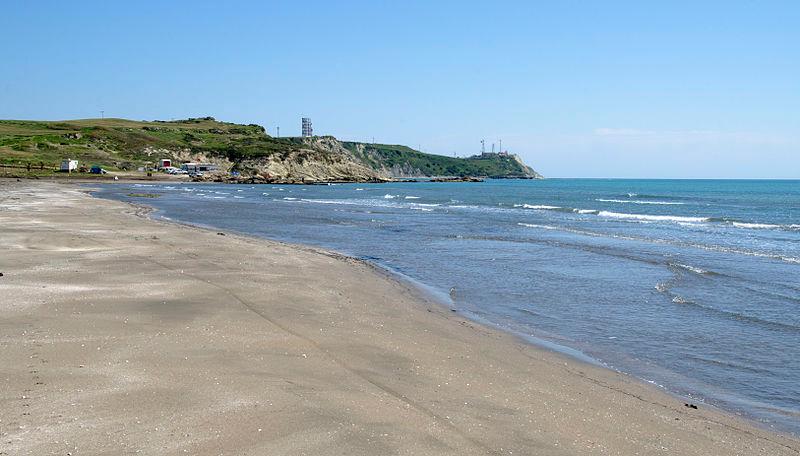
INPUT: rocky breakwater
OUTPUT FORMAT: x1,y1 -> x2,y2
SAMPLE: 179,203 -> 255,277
430,176 -> 485,182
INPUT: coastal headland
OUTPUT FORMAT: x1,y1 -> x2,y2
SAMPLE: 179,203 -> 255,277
1,179 -> 798,455
0,118 -> 542,183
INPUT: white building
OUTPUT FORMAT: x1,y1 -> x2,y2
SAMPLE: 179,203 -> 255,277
181,162 -> 219,173
60,159 -> 78,172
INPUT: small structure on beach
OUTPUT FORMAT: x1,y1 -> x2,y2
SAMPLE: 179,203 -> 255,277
181,162 -> 219,173
60,159 -> 78,172
158,158 -> 172,169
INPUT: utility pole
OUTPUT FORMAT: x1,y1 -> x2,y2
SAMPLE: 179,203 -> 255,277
100,110 -> 105,119
481,139 -> 485,154
277,126 -> 280,138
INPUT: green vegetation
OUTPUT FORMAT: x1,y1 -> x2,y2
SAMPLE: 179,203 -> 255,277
0,117 -> 307,172
343,142 -> 540,178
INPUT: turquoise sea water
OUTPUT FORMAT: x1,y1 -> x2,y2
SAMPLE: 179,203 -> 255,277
95,179 -> 800,434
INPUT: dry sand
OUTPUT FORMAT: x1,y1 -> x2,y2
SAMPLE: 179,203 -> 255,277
1,180 -> 798,455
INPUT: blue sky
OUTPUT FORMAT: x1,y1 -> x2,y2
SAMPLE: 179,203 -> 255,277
1,1 -> 798,177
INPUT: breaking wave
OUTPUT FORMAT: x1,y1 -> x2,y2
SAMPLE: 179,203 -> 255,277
731,222 -> 781,230
514,204 -> 562,210
596,198 -> 685,205
669,262 -> 713,275
517,223 -> 560,230
597,211 -> 708,223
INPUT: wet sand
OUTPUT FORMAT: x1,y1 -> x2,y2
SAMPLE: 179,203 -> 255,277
1,179 -> 798,455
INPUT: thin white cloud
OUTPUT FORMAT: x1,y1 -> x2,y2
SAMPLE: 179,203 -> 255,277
592,128 -> 796,146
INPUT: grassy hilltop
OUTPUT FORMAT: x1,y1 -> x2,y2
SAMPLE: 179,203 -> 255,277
0,117 -> 301,172
344,142 -> 541,178
0,117 -> 541,180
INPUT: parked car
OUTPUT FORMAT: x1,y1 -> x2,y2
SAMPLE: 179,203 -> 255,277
90,166 -> 107,174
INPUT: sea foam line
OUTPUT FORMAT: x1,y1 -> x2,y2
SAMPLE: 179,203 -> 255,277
517,223 -> 560,230
731,222 -> 782,230
596,198 -> 685,205
596,211 -> 708,223
669,262 -> 712,275
514,204 -> 562,210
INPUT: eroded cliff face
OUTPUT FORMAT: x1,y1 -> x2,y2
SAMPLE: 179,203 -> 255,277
233,137 -> 389,182
142,135 -> 540,183
385,162 -> 426,178
510,154 -> 544,179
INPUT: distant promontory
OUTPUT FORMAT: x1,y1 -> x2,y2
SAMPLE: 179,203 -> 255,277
0,117 -> 542,182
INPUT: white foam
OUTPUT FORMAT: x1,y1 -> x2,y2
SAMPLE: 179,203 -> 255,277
670,263 -> 710,275
596,198 -> 684,205
672,296 -> 692,304
404,196 -> 420,199
384,194 -> 397,199
731,222 -> 781,230
597,211 -> 708,223
301,198 -> 356,205
518,223 -> 559,230
514,204 -> 561,210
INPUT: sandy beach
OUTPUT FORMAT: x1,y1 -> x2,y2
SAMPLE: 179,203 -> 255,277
1,180 -> 798,455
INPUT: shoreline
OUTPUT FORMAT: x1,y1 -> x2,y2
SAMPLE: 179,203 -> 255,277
101,181 -> 795,430
2,179 -> 798,455
118,192 -> 797,437
109,189 -> 641,372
